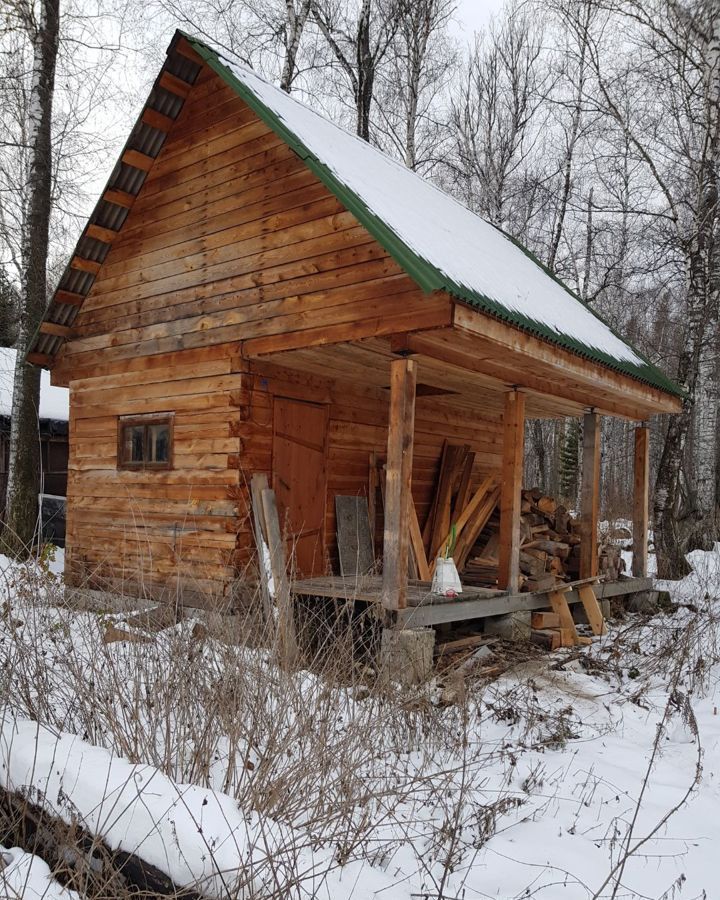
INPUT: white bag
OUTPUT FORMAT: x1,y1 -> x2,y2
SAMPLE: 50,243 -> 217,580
431,557 -> 463,595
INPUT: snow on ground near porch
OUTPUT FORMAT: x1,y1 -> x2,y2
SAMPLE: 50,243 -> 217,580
1,547 -> 720,897
0,348 -> 68,419
217,53 -> 645,367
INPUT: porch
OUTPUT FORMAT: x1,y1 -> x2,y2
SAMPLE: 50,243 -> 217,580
243,313 -> 665,639
291,574 -> 654,629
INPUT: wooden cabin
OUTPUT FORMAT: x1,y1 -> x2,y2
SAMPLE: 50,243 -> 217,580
29,32 -> 682,626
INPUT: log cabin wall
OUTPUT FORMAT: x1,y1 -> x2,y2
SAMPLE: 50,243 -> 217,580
65,346 -> 244,606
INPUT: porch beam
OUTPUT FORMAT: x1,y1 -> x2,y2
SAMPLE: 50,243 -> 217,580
391,331 -> 653,421
382,358 -> 417,611
632,424 -> 650,577
498,390 -> 525,592
580,411 -> 601,579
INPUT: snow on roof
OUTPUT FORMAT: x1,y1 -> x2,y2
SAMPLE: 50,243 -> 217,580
0,348 -> 69,420
189,36 -> 680,395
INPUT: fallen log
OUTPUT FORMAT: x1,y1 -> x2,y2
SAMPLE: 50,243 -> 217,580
0,783 -> 204,898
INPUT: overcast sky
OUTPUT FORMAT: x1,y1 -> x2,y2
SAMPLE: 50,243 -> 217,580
454,0 -> 507,39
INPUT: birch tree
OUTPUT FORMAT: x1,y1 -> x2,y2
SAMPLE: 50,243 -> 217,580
155,0 -> 314,91
1,0 -> 60,555
310,0 -> 406,141
584,0 -> 720,576
374,0 -> 457,171
449,5 -> 547,228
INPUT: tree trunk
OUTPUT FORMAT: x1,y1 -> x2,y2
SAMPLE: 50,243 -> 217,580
279,0 -> 311,93
2,0 -> 60,557
355,0 -> 373,140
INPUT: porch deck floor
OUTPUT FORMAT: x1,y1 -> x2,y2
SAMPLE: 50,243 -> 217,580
291,574 -> 654,628
291,575 -> 505,607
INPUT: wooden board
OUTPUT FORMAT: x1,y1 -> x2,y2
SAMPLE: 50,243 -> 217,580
335,495 -> 374,577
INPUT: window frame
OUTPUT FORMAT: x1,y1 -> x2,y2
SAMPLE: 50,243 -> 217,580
117,413 -> 174,471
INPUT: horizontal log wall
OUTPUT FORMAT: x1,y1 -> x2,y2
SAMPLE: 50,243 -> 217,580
56,66 -> 438,381
65,346 -> 244,607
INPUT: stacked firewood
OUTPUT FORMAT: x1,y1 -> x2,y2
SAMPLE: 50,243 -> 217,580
461,488 -> 625,591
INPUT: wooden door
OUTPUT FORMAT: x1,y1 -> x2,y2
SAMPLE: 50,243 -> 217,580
272,397 -> 328,578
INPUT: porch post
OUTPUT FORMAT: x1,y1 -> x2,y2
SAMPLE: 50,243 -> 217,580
498,389 -> 525,593
632,424 -> 650,577
580,411 -> 601,579
382,357 -> 417,610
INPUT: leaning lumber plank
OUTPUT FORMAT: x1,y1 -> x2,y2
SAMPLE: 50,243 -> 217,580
261,486 -> 298,666
250,473 -> 273,625
431,475 -> 495,573
408,496 -> 431,582
454,485 -> 501,571
547,589 -> 580,647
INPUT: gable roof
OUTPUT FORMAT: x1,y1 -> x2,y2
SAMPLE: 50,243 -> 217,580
31,31 -> 682,401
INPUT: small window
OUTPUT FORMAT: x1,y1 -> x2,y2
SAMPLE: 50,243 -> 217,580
118,414 -> 173,470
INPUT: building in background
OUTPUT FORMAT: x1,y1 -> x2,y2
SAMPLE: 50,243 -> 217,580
0,349 -> 70,546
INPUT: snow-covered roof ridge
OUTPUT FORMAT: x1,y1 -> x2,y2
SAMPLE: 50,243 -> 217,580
186,34 -> 681,398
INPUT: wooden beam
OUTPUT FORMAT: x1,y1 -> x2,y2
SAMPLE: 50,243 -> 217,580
102,188 -> 135,208
26,352 -> 52,367
498,390 -> 525,592
174,36 -> 204,65
85,223 -> 119,244
39,321 -> 72,339
54,289 -> 85,307
397,331 -> 652,421
242,301 -> 452,358
121,149 -> 155,172
158,70 -> 193,99
453,304 -> 683,415
580,411 -> 601,579
141,107 -> 176,133
70,256 -> 101,275
382,358 -> 417,611
632,424 -> 650,577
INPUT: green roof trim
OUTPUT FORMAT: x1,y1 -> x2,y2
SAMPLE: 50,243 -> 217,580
186,33 -> 684,401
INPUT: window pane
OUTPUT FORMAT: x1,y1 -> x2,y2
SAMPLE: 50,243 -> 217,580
148,424 -> 169,463
124,425 -> 145,462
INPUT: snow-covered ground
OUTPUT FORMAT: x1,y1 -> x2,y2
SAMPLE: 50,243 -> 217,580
0,547 -> 718,898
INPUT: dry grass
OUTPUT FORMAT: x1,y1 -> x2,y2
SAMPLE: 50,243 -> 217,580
0,538 -> 717,898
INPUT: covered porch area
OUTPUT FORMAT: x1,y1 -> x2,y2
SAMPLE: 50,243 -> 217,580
243,307 -> 674,634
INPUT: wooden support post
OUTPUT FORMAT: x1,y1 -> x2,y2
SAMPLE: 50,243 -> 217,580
632,424 -> 650,577
498,390 -> 525,592
580,411 -> 601,580
382,358 -> 417,610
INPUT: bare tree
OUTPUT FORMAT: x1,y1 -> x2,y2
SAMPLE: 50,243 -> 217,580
374,0 -> 457,170
581,0 -> 720,575
1,0 -> 60,555
310,0 -> 406,141
449,4 -> 548,228
154,0 -> 314,91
